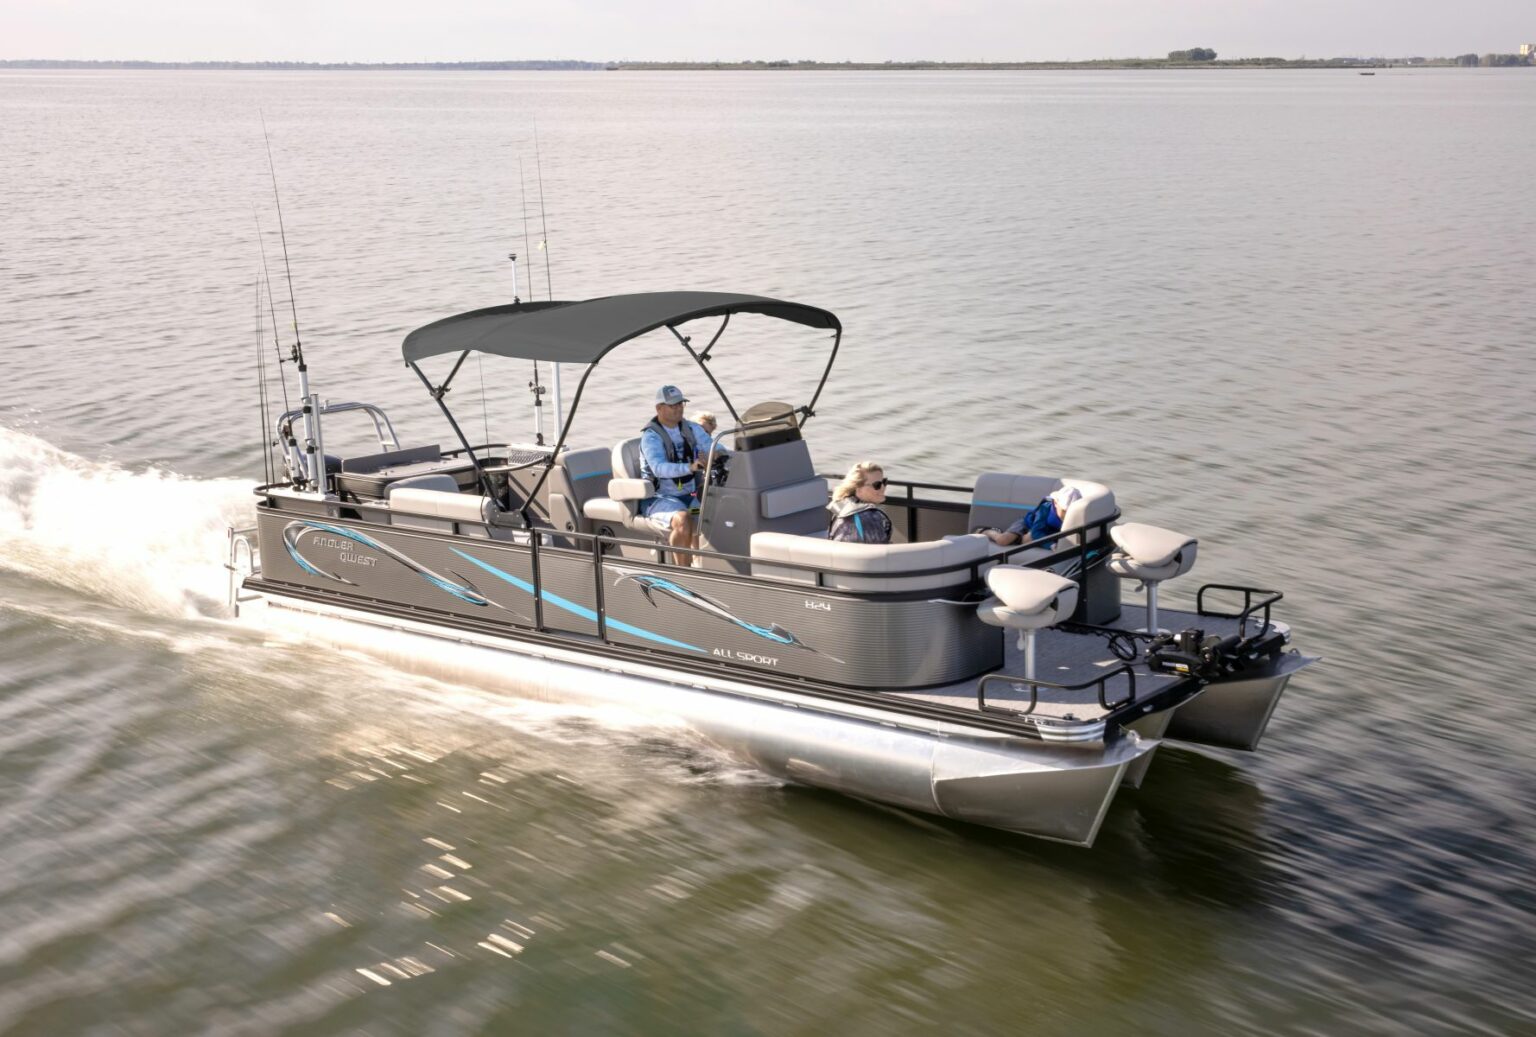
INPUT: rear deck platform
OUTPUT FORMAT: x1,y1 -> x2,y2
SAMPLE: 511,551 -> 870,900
897,605 -> 1267,721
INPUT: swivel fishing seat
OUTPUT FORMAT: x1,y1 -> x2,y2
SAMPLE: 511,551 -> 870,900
975,567 -> 1079,682
1106,523 -> 1197,633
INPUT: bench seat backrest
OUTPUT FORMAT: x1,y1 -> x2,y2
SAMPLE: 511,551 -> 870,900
969,473 -> 1116,548
750,531 -> 990,593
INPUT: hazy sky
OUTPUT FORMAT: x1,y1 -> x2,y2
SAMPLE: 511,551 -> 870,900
4,0 -> 1532,62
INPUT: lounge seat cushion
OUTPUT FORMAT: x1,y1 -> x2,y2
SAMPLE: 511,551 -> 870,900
573,438 -> 668,542
342,444 -> 442,475
583,497 -> 633,525
613,437 -> 645,481
389,486 -> 497,524
607,477 -> 654,502
556,446 -> 615,513
750,531 -> 991,592
385,473 -> 460,496
969,473 -> 1116,547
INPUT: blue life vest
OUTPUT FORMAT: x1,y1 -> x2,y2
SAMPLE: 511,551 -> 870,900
1009,499 -> 1064,547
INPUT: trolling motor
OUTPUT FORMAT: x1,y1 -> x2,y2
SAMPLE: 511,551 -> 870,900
1146,624 -> 1287,680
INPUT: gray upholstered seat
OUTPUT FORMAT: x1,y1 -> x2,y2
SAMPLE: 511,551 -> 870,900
975,567 -> 1079,679
384,473 -> 460,496
581,437 -> 666,541
749,532 -> 990,592
341,444 -> 443,474
969,473 -> 1116,549
1106,522 -> 1197,632
388,485 -> 521,539
547,445 -> 613,537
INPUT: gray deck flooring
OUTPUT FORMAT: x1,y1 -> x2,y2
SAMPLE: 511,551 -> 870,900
893,605 -> 1260,720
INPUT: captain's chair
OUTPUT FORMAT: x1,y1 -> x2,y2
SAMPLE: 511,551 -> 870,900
581,437 -> 669,545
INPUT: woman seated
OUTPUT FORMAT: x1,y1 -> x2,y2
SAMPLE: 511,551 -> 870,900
827,461 -> 892,543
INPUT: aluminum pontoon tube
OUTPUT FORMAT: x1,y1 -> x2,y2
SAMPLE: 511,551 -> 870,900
243,592 -> 1154,846
1163,651 -> 1317,752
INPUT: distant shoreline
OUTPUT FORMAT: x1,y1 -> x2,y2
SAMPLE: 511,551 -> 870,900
3,57 -> 1525,72
0,59 -> 606,71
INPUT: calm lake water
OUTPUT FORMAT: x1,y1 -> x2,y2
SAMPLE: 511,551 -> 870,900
1,68 -> 1534,1035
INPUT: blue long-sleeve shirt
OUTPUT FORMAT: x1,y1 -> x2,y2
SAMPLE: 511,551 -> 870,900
639,420 -> 711,500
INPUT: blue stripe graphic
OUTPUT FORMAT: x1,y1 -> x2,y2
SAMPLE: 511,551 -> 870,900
449,549 -> 705,653
571,469 -> 608,480
972,499 -> 1037,511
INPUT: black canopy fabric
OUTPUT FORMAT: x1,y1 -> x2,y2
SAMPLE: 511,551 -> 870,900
401,291 -> 840,367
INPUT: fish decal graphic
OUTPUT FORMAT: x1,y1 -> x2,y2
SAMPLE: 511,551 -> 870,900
610,566 -> 843,664
281,520 -> 521,614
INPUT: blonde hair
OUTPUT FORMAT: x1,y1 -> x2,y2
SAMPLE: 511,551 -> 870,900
691,410 -> 718,432
833,461 -> 884,502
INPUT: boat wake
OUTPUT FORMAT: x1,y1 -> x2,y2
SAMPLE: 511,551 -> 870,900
0,427 -> 255,618
0,428 -> 781,792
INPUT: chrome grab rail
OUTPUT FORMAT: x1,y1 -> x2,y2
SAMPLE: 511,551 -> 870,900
225,524 -> 259,614
274,401 -> 403,484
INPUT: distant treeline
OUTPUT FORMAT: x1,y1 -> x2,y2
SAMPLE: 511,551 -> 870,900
0,59 -> 605,70
610,56 -> 1533,69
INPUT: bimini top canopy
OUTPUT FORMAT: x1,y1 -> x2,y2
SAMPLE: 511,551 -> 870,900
401,291 -> 841,367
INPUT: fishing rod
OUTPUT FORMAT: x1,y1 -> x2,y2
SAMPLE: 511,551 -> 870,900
254,211 -> 299,483
519,159 -> 533,302
255,279 -> 272,485
517,160 -> 545,446
260,112 -> 325,494
532,121 -> 563,436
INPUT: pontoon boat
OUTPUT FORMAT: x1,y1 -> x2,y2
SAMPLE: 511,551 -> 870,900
227,291 -> 1315,846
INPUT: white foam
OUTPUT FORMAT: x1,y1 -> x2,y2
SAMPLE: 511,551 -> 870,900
0,427 -> 255,618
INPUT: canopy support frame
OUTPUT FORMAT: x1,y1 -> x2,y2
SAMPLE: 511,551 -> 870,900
409,359 -> 498,502
801,326 -> 841,427
666,320 -> 741,427
517,361 -> 599,525
401,292 -> 845,524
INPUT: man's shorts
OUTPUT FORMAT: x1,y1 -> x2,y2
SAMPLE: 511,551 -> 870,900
642,496 -> 693,535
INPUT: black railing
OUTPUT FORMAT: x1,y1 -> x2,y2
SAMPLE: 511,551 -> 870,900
977,664 -> 1137,717
1196,584 -> 1283,638
263,485 -> 1120,599
251,486 -> 1122,687
246,489 -> 1208,734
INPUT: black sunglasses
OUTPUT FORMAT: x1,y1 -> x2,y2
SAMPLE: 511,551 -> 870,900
867,479 -> 888,490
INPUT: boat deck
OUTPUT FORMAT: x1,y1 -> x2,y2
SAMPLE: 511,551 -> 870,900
896,605 -> 1265,721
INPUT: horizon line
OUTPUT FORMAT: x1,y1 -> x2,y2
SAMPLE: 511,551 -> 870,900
3,54 -> 1515,69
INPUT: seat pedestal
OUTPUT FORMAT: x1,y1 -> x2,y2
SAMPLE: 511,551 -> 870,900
975,567 -> 1080,682
1106,522 -> 1198,634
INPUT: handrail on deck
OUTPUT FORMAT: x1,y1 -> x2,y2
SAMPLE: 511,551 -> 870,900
249,481 -> 1119,648
1196,584 -> 1283,638
257,485 -> 1118,587
977,663 -> 1137,718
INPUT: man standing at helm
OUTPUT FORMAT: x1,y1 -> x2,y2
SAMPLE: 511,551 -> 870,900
639,384 -> 712,566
